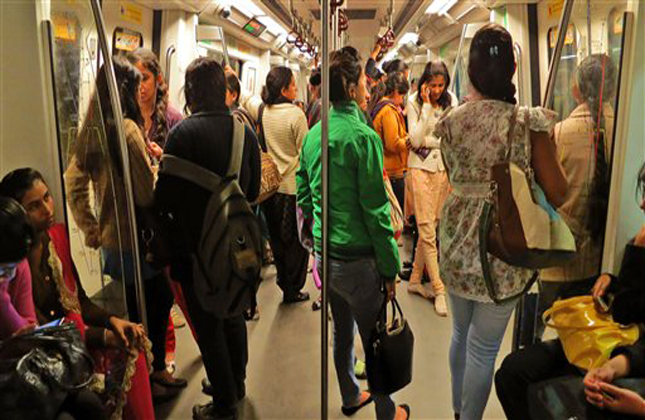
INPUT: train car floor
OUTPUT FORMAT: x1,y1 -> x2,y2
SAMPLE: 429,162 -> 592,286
156,235 -> 511,420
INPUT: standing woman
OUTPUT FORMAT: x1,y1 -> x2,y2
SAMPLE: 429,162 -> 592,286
127,47 -> 199,372
241,67 -> 311,303
127,48 -> 182,161
64,55 -> 185,402
372,72 -> 410,212
297,46 -> 410,420
433,24 -> 567,420
404,61 -> 455,316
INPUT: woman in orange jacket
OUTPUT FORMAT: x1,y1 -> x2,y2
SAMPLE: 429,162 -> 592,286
371,71 -> 410,210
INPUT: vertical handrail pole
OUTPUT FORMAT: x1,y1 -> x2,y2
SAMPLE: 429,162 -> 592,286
586,0 -> 592,55
219,27 -> 231,66
321,0 -> 330,418
89,0 -> 147,328
543,0 -> 575,108
452,24 -> 468,84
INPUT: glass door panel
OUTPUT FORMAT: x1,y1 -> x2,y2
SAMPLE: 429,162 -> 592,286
46,0 -> 142,319
544,0 -> 630,284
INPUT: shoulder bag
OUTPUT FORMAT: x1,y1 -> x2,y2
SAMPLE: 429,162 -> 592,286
0,323 -> 94,420
253,104 -> 282,205
479,106 -> 577,303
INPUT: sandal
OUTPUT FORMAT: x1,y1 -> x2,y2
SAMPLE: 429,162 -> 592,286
341,391 -> 373,416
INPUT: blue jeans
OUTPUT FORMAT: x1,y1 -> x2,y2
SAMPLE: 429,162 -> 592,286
318,256 -> 397,420
449,293 -> 517,420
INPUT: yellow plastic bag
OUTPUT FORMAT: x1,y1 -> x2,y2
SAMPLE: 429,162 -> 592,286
543,295 -> 639,371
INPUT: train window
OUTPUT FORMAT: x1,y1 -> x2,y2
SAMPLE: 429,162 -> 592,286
608,8 -> 625,65
546,0 -> 630,279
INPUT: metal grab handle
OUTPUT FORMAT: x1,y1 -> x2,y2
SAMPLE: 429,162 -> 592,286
165,45 -> 175,86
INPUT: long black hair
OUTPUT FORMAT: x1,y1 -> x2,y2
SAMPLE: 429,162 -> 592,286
0,196 -> 34,264
416,60 -> 451,110
577,54 -> 617,240
329,46 -> 363,106
75,55 -> 142,177
261,66 -> 293,105
184,57 -> 227,114
468,23 -> 516,104
127,48 -> 169,146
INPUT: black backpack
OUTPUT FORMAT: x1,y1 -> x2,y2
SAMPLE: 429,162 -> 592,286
160,117 -> 262,318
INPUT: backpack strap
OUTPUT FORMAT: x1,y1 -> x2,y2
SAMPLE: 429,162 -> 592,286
160,154 -> 222,192
227,116 -> 245,178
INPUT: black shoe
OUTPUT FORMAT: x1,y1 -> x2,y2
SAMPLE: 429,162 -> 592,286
193,402 -> 237,420
399,404 -> 411,419
201,377 -> 213,396
399,269 -> 412,281
283,291 -> 310,304
403,260 -> 413,269
151,382 -> 180,404
341,392 -> 373,416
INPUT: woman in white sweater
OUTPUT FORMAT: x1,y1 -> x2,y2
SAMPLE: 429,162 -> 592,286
404,61 -> 456,316
240,67 -> 311,303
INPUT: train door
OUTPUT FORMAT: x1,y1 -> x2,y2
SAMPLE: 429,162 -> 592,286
44,0 -> 147,320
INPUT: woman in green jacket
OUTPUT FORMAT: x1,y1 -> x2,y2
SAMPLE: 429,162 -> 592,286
296,46 -> 410,420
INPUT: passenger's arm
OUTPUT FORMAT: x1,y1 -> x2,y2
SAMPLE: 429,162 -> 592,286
64,155 -> 101,248
530,130 -> 567,208
381,110 -> 407,154
0,261 -> 36,338
124,120 -> 155,208
292,111 -> 310,155
408,104 -> 440,149
357,133 -> 401,280
245,127 -> 261,203
296,135 -> 313,219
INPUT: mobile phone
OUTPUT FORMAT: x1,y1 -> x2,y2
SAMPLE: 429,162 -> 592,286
36,318 -> 63,330
594,296 -> 610,313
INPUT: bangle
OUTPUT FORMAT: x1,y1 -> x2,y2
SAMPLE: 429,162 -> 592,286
102,328 -> 109,347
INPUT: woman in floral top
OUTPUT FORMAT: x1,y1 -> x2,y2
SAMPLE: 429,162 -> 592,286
433,23 -> 567,420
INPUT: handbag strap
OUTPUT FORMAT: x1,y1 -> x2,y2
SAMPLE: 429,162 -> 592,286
504,105 -> 520,163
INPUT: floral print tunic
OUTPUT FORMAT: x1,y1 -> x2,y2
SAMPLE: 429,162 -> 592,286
434,100 -> 557,302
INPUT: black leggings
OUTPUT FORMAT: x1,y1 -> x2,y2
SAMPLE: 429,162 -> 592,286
126,272 -> 175,372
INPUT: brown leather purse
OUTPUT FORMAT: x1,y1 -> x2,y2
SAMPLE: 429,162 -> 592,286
479,106 -> 576,303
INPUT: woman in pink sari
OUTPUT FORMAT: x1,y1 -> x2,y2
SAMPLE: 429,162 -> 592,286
0,168 -> 155,420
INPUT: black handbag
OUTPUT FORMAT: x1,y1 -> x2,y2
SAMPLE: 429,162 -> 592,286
366,297 -> 414,394
0,323 -> 95,420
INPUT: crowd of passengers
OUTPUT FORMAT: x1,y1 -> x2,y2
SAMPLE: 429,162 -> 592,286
1,22 -> 643,420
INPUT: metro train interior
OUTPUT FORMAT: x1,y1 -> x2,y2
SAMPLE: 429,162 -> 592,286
1,0 -> 644,419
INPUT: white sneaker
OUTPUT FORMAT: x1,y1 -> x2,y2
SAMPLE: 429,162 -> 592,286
407,283 -> 429,298
434,294 -> 448,317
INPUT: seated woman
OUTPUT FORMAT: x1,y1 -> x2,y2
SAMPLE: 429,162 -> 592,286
0,195 -> 105,420
0,168 -> 155,420
495,162 -> 645,419
0,195 -> 37,340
